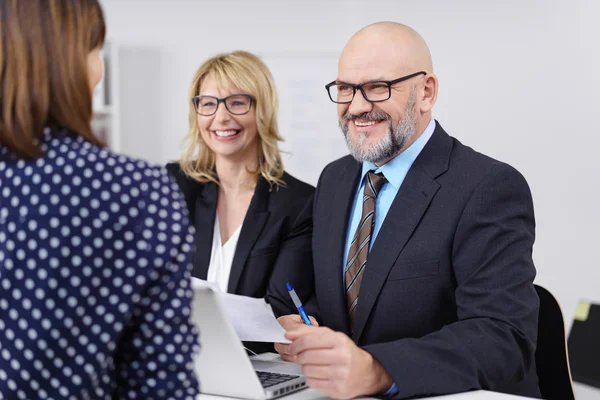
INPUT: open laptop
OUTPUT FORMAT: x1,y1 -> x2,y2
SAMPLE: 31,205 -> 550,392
191,284 -> 307,399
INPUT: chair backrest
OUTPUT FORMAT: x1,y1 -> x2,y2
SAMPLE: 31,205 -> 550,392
534,284 -> 575,400
568,300 -> 600,389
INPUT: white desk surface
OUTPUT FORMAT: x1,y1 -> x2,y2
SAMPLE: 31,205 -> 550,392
197,388 -> 534,400
573,382 -> 600,400
196,353 -> 537,400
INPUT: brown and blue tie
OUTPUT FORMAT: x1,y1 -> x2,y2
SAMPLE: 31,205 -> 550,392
345,171 -> 387,332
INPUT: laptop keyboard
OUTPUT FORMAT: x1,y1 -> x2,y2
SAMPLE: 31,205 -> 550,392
256,371 -> 299,388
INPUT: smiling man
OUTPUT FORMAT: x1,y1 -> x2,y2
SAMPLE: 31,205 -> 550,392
271,22 -> 541,399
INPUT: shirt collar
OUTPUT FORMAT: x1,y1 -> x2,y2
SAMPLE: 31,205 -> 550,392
360,117 -> 436,190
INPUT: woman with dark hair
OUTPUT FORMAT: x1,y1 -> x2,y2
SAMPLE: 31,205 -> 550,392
0,1 -> 199,398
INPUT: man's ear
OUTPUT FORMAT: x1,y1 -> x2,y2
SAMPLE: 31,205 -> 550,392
420,74 -> 438,114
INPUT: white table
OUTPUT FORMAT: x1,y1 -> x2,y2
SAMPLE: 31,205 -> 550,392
422,391 -> 537,399
197,353 -> 536,400
198,388 -> 534,400
573,382 -> 600,400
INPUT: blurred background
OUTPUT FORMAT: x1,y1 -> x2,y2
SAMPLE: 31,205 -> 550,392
97,1 -> 600,397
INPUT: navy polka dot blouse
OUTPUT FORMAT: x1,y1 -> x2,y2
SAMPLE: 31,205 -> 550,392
0,128 -> 200,399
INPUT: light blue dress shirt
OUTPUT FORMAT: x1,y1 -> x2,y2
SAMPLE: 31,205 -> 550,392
342,117 -> 436,275
341,118 -> 436,396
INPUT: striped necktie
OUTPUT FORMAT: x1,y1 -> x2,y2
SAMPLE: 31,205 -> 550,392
345,171 -> 387,332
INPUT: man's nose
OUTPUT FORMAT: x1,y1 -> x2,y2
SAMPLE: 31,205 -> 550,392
347,89 -> 373,116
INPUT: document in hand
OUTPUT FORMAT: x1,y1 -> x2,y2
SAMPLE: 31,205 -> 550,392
191,278 -> 290,343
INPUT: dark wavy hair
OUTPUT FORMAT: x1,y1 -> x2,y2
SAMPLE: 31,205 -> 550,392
0,0 -> 106,158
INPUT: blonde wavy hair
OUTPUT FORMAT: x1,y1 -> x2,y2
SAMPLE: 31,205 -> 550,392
179,51 -> 285,186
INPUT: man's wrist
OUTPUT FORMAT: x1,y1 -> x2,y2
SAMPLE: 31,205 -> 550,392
361,349 -> 393,395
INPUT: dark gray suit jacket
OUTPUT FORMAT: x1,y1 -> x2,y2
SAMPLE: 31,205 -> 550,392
166,164 -> 316,353
272,122 -> 541,399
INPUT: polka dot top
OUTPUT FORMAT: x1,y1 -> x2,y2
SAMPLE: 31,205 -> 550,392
0,128 -> 200,399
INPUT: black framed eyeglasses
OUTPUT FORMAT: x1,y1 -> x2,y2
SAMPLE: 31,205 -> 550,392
325,71 -> 426,104
191,94 -> 255,116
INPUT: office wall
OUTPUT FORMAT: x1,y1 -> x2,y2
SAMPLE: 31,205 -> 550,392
99,0 -> 600,396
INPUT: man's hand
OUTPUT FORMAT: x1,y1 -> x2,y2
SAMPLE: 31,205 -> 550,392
286,326 -> 393,399
274,314 -> 318,362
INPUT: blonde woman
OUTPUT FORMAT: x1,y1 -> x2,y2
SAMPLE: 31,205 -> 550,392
167,51 -> 316,324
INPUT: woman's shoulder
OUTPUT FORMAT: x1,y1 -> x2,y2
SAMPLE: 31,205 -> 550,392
165,161 -> 183,178
1,128 -> 191,249
278,171 -> 315,198
164,162 -> 206,215
165,162 -> 207,190
36,129 -> 184,212
54,131 -> 173,188
262,171 -> 314,215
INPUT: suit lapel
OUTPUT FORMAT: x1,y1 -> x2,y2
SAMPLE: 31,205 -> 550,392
227,177 -> 270,293
351,166 -> 439,342
351,122 -> 453,342
193,182 -> 218,279
322,160 -> 362,336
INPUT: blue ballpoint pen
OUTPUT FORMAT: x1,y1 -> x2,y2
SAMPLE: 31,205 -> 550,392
286,282 -> 312,325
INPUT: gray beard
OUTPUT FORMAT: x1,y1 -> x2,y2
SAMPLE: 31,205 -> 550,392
340,89 -> 417,164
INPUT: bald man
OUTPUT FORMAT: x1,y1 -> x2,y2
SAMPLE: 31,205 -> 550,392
267,22 -> 540,399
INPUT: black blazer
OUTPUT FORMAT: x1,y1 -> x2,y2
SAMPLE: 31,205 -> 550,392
272,122 -> 542,399
166,163 -> 316,316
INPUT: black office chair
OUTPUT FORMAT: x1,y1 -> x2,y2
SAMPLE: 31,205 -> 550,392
534,284 -> 575,400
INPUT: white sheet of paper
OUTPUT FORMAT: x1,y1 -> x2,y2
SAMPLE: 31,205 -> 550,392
191,278 -> 290,343
191,278 -> 222,292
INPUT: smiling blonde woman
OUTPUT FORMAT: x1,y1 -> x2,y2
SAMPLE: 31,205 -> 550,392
166,51 -> 317,353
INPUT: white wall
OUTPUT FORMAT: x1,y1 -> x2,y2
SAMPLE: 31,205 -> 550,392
100,0 -> 600,397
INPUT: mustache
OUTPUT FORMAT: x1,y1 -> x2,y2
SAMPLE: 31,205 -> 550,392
342,109 -> 392,123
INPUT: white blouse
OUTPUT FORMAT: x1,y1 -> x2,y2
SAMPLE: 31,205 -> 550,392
207,215 -> 242,292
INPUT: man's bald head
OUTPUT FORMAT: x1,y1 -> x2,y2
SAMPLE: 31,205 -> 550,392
334,22 -> 438,164
340,22 -> 433,78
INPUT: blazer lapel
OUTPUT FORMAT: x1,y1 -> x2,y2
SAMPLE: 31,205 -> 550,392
193,181 -> 218,279
352,123 -> 453,342
321,160 -> 362,336
227,177 -> 270,293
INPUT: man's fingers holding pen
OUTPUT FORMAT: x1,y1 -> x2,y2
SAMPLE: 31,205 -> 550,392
275,314 -> 318,362
274,342 -> 296,362
275,315 -> 303,362
277,314 -> 319,332
277,315 -> 304,331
